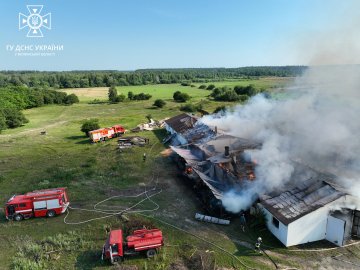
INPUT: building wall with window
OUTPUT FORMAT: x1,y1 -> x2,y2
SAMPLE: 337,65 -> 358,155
260,205 -> 288,245
259,197 -> 349,247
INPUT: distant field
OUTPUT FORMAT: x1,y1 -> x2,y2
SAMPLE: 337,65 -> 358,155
63,77 -> 293,102
1,77 -> 341,270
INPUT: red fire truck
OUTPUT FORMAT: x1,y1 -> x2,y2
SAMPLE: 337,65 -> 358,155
5,188 -> 69,221
89,125 -> 126,143
102,229 -> 164,263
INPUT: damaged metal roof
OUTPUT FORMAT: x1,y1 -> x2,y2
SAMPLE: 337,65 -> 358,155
170,146 -> 201,161
260,178 -> 346,225
164,113 -> 198,135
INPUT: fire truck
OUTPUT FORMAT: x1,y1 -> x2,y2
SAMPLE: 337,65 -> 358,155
102,229 -> 164,264
89,125 -> 126,143
5,188 -> 69,221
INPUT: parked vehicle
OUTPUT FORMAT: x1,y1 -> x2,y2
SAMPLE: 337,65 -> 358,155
89,124 -> 126,143
102,229 -> 164,264
5,188 -> 69,221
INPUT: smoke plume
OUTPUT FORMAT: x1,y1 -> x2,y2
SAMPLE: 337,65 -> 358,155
201,65 -> 360,213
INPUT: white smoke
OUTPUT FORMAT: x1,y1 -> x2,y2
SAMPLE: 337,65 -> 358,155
201,66 -> 360,213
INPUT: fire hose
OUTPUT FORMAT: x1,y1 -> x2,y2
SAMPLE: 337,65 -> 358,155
62,141 -> 277,270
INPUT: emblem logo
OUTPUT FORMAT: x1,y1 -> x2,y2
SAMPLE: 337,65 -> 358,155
19,5 -> 51,38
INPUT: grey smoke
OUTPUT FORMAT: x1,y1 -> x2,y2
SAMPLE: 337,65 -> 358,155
201,66 -> 360,213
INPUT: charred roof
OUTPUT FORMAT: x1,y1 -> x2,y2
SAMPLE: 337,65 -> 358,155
165,113 -> 198,135
260,178 -> 346,225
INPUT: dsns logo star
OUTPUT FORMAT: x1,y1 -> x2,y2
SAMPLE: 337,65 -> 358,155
19,5 -> 51,38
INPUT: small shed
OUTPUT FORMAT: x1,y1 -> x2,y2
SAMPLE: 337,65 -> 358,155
259,179 -> 360,247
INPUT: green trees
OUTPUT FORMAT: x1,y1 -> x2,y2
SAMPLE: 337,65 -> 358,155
153,99 -> 166,108
173,91 -> 190,102
198,84 -> 207,89
108,86 -> 118,102
211,84 -> 257,102
0,66 -> 306,89
108,87 -> 127,103
128,91 -> 152,101
234,85 -> 256,96
1,108 -> 29,128
81,119 -> 100,136
0,86 -> 78,132
128,91 -> 134,100
65,93 -> 80,105
206,84 -> 215,90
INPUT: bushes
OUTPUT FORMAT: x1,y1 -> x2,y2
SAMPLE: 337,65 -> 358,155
1,108 -> 28,128
206,84 -> 215,90
180,82 -> 191,86
153,99 -> 166,108
211,87 -> 240,101
211,84 -> 258,102
81,118 -> 100,136
0,86 -> 79,132
180,103 -> 202,113
128,91 -> 152,101
132,93 -> 152,100
234,84 -> 256,96
173,91 -> 190,102
64,93 -> 79,105
198,84 -> 207,89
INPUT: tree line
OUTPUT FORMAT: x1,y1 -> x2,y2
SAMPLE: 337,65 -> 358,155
0,86 -> 79,132
0,66 -> 306,88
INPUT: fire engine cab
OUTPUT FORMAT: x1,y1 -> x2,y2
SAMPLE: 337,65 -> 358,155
5,188 -> 69,221
102,229 -> 164,264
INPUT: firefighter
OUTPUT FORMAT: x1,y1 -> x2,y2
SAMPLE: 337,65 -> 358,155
240,212 -> 246,232
143,153 -> 147,162
255,237 -> 262,253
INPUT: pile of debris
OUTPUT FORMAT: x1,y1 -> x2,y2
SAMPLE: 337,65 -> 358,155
118,136 -> 149,149
131,119 -> 166,132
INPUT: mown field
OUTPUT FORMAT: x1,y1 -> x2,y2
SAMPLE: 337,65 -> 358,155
1,78 -> 354,270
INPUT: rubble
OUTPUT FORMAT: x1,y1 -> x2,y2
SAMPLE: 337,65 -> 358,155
130,118 -> 166,132
118,136 -> 149,149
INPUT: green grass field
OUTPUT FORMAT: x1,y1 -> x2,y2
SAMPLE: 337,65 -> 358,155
0,78 -> 348,270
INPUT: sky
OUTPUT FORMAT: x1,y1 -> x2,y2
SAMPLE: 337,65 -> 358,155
0,0 -> 359,71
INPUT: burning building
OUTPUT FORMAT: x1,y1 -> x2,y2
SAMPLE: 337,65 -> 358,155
169,130 -> 261,216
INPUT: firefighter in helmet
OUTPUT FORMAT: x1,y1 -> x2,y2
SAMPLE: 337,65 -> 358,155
255,237 -> 262,252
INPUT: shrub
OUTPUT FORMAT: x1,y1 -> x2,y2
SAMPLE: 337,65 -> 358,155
108,86 -> 118,102
180,104 -> 197,112
173,91 -> 190,102
206,84 -> 215,90
234,84 -> 257,96
180,103 -> 203,113
198,84 -> 207,89
64,93 -> 79,105
132,93 -> 152,100
153,99 -> 166,108
128,91 -> 134,100
81,118 -> 100,136
211,87 -> 240,101
2,108 -> 29,128
180,82 -> 191,86
115,94 -> 126,102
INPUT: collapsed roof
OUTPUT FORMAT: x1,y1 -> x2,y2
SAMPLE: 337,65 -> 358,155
165,113 -> 198,135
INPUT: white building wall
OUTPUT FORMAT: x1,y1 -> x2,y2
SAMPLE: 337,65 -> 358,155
259,205 -> 288,246
260,197 -> 352,247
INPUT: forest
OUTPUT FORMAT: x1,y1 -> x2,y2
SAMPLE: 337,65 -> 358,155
0,66 -> 306,88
